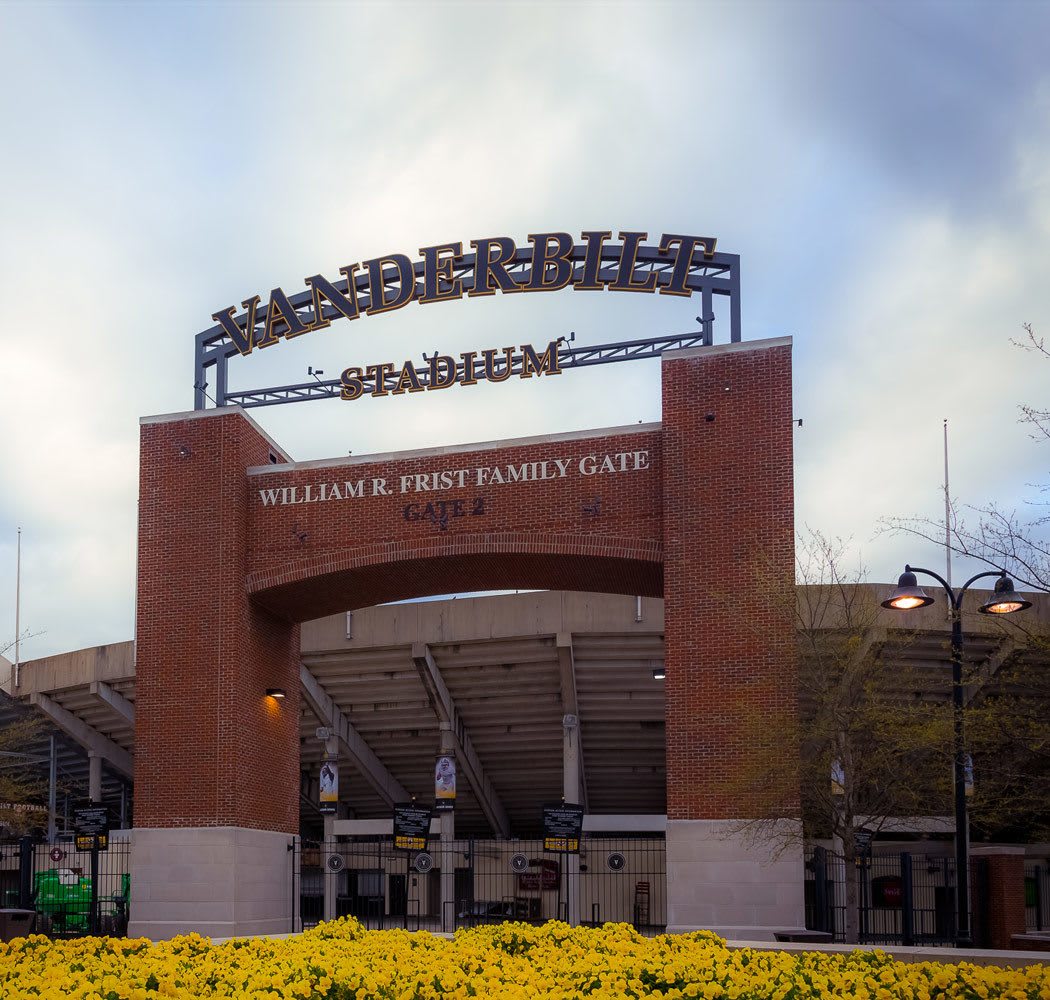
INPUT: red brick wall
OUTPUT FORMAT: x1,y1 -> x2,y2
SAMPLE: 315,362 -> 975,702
246,429 -> 663,619
975,853 -> 1027,950
136,413 -> 300,832
662,342 -> 798,820
135,339 -> 796,833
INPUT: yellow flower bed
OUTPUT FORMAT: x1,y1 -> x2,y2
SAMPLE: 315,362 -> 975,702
2,918 -> 1048,1000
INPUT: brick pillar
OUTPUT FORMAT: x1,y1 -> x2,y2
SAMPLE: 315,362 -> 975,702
130,408 -> 301,939
971,847 -> 1027,950
662,337 -> 803,938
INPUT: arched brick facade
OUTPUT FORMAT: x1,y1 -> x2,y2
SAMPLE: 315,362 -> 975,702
244,426 -> 665,619
133,336 -> 800,938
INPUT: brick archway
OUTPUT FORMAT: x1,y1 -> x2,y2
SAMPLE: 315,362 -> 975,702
132,337 -> 802,940
248,536 -> 663,621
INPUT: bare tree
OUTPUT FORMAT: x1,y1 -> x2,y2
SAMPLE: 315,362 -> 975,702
732,531 -> 951,942
0,633 -> 47,834
1015,323 -> 1050,448
880,324 -> 1050,840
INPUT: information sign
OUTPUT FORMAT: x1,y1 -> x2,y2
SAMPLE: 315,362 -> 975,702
853,828 -> 873,859
74,806 -> 110,837
542,802 -> 583,853
393,803 -> 431,852
75,834 -> 108,853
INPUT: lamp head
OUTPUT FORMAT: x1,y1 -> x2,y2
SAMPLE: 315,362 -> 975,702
978,575 -> 1032,615
881,571 -> 934,611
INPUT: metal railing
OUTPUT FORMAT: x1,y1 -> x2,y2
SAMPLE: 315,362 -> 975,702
292,834 -> 666,934
1025,861 -> 1050,932
805,847 -> 965,946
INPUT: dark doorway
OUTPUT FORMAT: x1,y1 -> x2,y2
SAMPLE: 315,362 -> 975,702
390,873 -> 407,918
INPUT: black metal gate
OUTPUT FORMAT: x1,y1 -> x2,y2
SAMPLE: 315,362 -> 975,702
805,847 -> 970,946
1026,860 -> 1050,932
292,834 -> 666,934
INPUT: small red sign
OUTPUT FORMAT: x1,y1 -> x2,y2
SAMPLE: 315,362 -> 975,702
518,859 -> 559,891
872,875 -> 903,908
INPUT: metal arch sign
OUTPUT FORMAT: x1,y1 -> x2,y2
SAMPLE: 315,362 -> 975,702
193,230 -> 741,411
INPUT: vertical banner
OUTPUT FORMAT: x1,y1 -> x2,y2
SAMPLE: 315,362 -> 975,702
319,759 -> 339,815
435,754 -> 456,811
830,759 -> 845,797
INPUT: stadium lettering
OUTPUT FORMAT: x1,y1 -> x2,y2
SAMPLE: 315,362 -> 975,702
212,232 -> 717,357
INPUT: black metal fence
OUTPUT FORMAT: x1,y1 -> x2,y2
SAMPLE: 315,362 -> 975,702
292,835 -> 666,934
0,836 -> 132,938
805,847 -> 968,946
1026,860 -> 1050,932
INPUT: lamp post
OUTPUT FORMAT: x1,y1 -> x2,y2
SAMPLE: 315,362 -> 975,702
881,565 -> 1031,947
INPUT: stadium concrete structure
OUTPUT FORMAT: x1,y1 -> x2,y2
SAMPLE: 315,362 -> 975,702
8,584 -> 1049,943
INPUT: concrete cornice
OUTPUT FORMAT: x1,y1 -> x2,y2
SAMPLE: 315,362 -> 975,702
247,421 -> 662,476
139,406 -> 294,463
663,335 -> 792,361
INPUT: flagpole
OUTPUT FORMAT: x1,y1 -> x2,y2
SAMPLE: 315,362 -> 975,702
943,420 -> 952,589
14,526 -> 21,689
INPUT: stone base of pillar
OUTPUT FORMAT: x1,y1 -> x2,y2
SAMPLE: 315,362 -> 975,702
666,819 -> 806,940
128,827 -> 295,940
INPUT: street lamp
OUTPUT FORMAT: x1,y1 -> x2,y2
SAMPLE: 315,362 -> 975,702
882,564 -> 1030,946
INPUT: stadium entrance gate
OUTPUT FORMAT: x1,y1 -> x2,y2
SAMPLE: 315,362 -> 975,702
131,337 -> 803,940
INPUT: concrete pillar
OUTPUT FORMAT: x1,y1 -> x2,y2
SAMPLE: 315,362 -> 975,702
323,814 -> 337,922
563,715 -> 581,803
439,725 -> 455,931
322,736 -> 339,923
88,752 -> 102,804
563,715 -> 581,925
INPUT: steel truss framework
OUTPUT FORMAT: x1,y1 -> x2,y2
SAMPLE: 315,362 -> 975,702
193,243 -> 741,410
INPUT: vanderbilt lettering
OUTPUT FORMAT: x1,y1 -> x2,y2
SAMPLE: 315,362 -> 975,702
211,231 -> 718,357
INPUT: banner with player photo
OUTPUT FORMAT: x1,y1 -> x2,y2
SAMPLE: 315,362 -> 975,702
434,754 -> 456,811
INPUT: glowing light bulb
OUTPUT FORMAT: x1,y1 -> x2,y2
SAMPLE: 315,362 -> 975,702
889,595 -> 926,610
982,600 -> 1023,615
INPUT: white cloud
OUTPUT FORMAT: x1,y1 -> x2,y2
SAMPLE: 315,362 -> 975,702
2,2 -> 1048,658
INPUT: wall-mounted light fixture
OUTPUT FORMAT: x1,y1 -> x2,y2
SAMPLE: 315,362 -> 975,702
266,688 -> 286,699
652,667 -> 666,681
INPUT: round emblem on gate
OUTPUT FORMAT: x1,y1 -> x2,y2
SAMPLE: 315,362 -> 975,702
413,852 -> 433,873
510,853 -> 529,873
326,854 -> 345,873
607,852 -> 626,872
49,847 -> 64,863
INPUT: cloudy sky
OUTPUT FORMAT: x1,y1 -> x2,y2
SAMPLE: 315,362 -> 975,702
1,0 -> 1048,661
